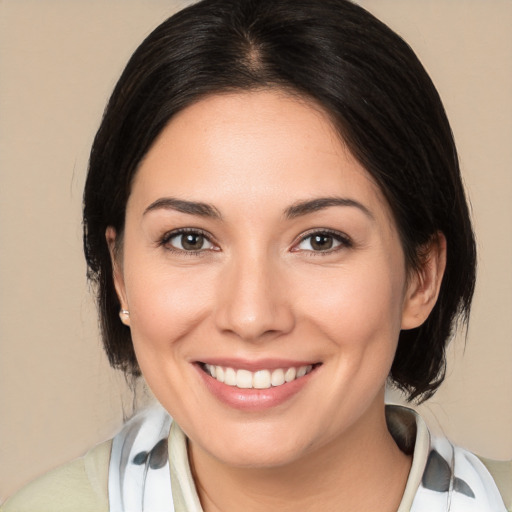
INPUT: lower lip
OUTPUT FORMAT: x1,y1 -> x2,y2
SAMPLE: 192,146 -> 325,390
195,365 -> 317,411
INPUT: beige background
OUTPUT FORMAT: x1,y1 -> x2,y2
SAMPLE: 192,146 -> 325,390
1,0 -> 511,500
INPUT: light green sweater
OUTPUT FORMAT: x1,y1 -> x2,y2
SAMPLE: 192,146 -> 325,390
2,424 -> 511,512
1,440 -> 111,512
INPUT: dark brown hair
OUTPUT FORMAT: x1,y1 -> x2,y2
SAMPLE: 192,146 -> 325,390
83,0 -> 476,402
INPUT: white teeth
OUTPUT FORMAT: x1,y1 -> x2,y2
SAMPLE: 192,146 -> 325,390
205,364 -> 216,378
204,363 -> 314,389
296,366 -> 307,378
284,367 -> 296,382
271,368 -> 285,386
253,370 -> 271,389
224,367 -> 237,386
236,369 -> 253,389
297,365 -> 312,377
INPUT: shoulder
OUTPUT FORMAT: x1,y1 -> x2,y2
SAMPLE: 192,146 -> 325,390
418,428 -> 511,511
388,405 -> 511,512
0,439 -> 111,512
478,456 -> 512,512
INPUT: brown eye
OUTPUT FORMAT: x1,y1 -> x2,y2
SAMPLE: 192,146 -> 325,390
166,231 -> 214,252
181,233 -> 205,250
310,234 -> 334,251
295,230 -> 351,253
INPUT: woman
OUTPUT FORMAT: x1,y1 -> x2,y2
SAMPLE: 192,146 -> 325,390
2,0 -> 509,510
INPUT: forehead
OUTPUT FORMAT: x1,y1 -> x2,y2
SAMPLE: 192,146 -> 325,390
130,90 -> 391,220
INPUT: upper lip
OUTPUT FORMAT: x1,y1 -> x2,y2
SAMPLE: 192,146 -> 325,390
195,358 -> 320,371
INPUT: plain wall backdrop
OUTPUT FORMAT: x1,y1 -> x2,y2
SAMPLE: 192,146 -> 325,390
1,0 -> 511,500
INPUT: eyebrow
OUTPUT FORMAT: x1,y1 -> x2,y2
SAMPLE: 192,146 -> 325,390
143,197 -> 222,219
284,197 -> 374,220
143,196 -> 373,221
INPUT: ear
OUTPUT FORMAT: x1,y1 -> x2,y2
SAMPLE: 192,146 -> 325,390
106,226 -> 130,326
401,232 -> 447,330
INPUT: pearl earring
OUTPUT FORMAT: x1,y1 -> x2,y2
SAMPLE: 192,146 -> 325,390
119,309 -> 130,324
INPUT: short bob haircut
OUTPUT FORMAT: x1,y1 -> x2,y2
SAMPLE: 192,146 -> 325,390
83,0 -> 476,403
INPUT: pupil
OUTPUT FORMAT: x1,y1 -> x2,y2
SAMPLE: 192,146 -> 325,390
182,234 -> 203,250
312,234 -> 333,251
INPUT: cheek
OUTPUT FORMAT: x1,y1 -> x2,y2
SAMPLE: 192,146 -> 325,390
124,260 -> 217,353
294,261 -> 406,346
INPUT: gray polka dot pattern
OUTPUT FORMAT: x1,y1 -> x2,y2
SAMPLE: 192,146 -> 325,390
108,404 -> 506,512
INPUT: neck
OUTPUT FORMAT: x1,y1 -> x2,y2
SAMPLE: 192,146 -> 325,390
188,400 -> 412,512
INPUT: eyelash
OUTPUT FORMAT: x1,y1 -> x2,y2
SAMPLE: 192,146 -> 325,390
292,229 -> 353,255
158,228 -> 218,256
158,228 -> 352,256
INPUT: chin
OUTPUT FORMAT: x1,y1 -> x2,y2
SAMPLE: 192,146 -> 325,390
212,445 -> 305,469
193,422 -> 317,469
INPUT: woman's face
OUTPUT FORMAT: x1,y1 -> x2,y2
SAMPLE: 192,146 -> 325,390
111,90 -> 429,468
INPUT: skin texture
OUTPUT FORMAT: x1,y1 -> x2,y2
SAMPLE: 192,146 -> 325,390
108,90 -> 445,511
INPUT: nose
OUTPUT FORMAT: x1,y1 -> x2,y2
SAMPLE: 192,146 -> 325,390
214,251 -> 295,342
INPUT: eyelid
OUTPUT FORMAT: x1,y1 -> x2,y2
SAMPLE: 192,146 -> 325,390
290,228 -> 352,253
159,227 -> 219,254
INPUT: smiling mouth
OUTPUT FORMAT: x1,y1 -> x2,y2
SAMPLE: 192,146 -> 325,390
199,363 -> 319,390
